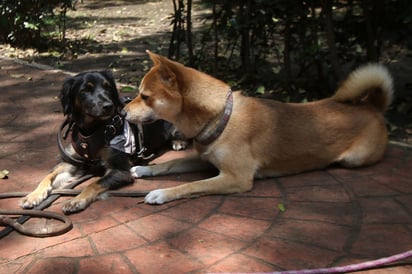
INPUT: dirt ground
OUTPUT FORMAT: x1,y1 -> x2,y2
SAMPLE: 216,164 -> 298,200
0,0 -> 182,84
0,0 -> 411,143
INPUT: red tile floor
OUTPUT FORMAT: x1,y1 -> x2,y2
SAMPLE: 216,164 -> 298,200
0,58 -> 411,273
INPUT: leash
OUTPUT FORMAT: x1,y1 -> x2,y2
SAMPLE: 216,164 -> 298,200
0,181 -> 149,238
0,174 -> 93,238
0,209 -> 72,238
273,250 -> 412,273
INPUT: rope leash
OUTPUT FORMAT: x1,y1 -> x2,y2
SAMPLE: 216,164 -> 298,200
273,250 -> 412,273
0,185 -> 149,238
0,209 -> 72,238
0,174 -> 93,238
0,187 -> 149,238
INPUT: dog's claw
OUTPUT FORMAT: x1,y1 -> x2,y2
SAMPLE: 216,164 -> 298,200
19,191 -> 49,209
144,189 -> 169,204
130,166 -> 152,178
62,199 -> 88,213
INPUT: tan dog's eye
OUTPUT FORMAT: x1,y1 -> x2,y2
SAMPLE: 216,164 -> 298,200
141,94 -> 149,101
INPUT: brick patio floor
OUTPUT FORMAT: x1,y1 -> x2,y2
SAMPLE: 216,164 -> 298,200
0,58 -> 411,273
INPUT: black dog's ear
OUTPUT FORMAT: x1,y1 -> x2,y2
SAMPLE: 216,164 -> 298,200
60,76 -> 76,118
100,70 -> 123,107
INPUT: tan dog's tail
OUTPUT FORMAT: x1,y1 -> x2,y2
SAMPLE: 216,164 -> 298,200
332,64 -> 394,112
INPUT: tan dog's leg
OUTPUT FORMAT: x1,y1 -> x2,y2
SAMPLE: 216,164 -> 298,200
131,155 -> 213,178
144,172 -> 253,204
132,153 -> 256,204
19,162 -> 76,208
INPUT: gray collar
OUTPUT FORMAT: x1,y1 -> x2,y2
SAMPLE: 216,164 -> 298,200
194,89 -> 233,146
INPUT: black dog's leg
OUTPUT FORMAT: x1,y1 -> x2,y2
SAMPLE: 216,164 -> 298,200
62,149 -> 133,213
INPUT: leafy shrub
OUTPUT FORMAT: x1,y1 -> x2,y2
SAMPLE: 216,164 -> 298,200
0,0 -> 72,48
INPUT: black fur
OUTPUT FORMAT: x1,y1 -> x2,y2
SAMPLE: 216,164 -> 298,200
59,71 -> 183,210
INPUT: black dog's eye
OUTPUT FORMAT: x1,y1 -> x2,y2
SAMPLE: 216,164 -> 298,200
102,81 -> 110,90
141,94 -> 149,101
86,82 -> 94,90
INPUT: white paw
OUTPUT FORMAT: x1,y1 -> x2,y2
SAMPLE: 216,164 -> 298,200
144,189 -> 169,204
19,189 -> 50,209
130,166 -> 153,178
172,140 -> 188,151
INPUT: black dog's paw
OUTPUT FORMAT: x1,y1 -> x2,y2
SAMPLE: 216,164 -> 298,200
163,121 -> 190,151
171,139 -> 189,151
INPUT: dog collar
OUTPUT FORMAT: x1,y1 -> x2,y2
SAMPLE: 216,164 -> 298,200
194,89 -> 233,146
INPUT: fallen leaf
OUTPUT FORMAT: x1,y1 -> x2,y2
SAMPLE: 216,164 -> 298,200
278,203 -> 286,212
0,169 -> 9,179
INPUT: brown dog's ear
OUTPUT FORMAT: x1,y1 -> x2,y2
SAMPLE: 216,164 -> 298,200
146,50 -> 162,65
146,50 -> 178,87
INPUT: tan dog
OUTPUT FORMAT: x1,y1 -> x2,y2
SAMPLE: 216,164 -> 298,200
124,51 -> 393,204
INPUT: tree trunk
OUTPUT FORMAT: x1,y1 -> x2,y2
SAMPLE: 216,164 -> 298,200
322,0 -> 341,81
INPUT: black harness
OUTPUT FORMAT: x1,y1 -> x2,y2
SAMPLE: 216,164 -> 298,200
57,114 -> 154,167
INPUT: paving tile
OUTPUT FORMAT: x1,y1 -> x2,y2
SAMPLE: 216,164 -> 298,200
198,213 -> 271,241
371,173 -> 412,194
40,236 -> 95,258
78,254 -> 134,274
236,178 -> 283,197
351,224 -> 412,257
90,224 -> 147,254
159,196 -> 222,224
124,241 -> 203,274
281,201 -> 355,225
0,226 -> 82,261
77,214 -> 120,235
327,161 -> 395,180
266,219 -> 351,251
206,253 -> 278,272
167,227 -> 246,265
126,214 -> 192,242
244,236 -> 340,270
344,176 -> 400,197
277,170 -> 338,187
23,257 -> 77,274
396,195 -> 412,214
110,205 -> 153,224
0,257 -> 33,274
219,196 -> 281,220
359,198 -> 412,224
285,185 -> 352,202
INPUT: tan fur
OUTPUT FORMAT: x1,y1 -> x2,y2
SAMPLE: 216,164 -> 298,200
125,51 -> 393,204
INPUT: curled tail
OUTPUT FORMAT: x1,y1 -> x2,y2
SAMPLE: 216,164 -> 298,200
332,64 -> 394,112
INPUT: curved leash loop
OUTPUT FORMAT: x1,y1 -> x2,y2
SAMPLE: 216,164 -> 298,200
0,174 -> 93,239
0,210 -> 72,238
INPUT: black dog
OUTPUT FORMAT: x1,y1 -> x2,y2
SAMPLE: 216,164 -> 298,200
19,71 -> 186,213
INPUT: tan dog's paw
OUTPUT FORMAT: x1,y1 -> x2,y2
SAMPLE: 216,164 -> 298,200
19,189 -> 50,209
172,140 -> 188,151
62,198 -> 89,213
130,166 -> 153,178
144,189 -> 170,204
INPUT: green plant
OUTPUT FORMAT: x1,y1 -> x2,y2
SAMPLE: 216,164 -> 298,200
0,0 -> 72,49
